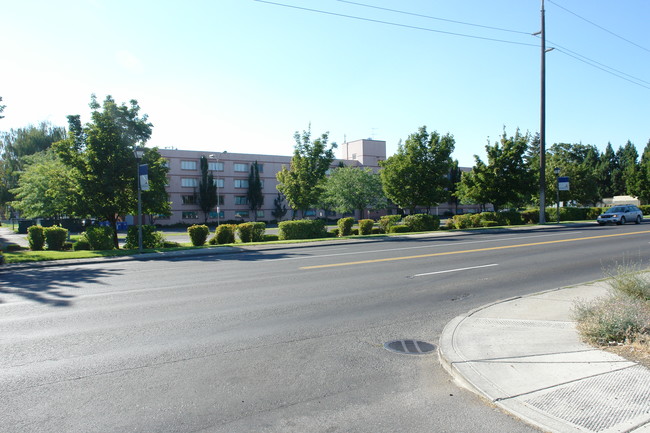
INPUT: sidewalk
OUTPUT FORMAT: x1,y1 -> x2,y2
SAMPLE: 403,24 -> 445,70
438,282 -> 650,433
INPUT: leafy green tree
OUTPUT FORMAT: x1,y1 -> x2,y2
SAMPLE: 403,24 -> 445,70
448,159 -> 462,214
322,166 -> 386,217
380,126 -> 455,213
55,94 -> 167,248
276,126 -> 336,218
596,143 -> 617,199
617,140 -> 639,196
636,140 -> 650,204
0,121 -> 66,206
247,161 -> 264,221
455,160 -> 491,211
458,129 -> 534,211
0,96 -> 5,119
197,155 -> 217,223
10,149 -> 79,219
271,192 -> 288,221
547,143 -> 600,206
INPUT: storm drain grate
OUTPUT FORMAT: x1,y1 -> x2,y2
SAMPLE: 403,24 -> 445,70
384,340 -> 436,355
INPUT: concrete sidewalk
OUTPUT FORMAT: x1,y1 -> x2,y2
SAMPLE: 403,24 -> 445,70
439,282 -> 650,433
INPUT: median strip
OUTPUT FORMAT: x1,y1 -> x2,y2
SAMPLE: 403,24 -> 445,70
300,230 -> 650,270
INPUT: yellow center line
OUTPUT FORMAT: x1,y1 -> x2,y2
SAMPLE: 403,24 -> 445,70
300,230 -> 650,270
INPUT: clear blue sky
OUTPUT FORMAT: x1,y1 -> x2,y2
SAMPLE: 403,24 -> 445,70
2,0 -> 649,167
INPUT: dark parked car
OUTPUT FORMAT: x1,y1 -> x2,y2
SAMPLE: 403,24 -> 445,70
596,205 -> 643,225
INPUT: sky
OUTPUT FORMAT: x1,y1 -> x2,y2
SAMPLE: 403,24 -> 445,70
2,0 -> 649,167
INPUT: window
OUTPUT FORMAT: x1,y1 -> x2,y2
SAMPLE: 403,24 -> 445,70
235,210 -> 249,218
182,211 -> 199,219
181,160 -> 197,170
217,195 -> 224,205
181,195 -> 196,205
304,210 -> 316,216
235,196 -> 248,205
256,210 -> 264,218
181,178 -> 198,187
213,178 -> 224,188
260,180 -> 265,188
209,211 -> 224,219
208,162 -> 223,171
257,164 -> 264,173
234,179 -> 249,188
234,163 -> 248,172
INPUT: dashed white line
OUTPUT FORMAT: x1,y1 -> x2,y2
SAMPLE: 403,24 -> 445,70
413,263 -> 499,277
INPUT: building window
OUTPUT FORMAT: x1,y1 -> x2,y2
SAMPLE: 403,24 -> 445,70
208,162 -> 223,171
234,163 -> 248,172
181,160 -> 197,170
235,196 -> 248,205
256,210 -> 264,218
181,195 -> 196,205
257,164 -> 264,173
181,178 -> 198,187
182,211 -> 199,219
217,195 -> 224,205
234,179 -> 249,188
260,180 -> 265,188
304,210 -> 316,216
209,211 -> 224,219
235,210 -> 249,218
213,178 -> 224,188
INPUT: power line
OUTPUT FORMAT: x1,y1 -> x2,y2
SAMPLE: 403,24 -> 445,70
253,0 -> 537,48
547,0 -> 650,54
333,0 -> 531,36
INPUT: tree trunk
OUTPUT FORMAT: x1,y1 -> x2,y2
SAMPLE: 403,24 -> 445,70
107,214 -> 119,249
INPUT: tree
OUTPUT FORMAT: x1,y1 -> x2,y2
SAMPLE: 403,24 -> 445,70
0,96 -> 5,119
276,126 -> 336,218
457,129 -> 534,211
197,155 -> 217,223
271,192 -> 288,221
0,121 -> 66,206
636,140 -> 650,204
617,140 -> 639,196
547,143 -> 600,206
596,143 -> 617,200
380,126 -> 455,213
322,166 -> 386,217
448,160 -> 462,214
247,161 -> 264,221
10,149 -> 79,219
55,94 -> 167,248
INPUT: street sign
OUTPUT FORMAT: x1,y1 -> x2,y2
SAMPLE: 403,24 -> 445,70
558,176 -> 569,191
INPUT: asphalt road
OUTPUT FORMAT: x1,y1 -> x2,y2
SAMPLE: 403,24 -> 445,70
2,224 -> 650,432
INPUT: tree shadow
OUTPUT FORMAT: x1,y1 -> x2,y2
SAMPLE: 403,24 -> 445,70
0,267 -> 122,307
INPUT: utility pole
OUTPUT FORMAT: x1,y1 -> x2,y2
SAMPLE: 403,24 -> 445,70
538,0 -> 547,224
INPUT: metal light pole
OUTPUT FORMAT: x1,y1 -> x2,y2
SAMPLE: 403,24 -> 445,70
554,166 -> 560,224
209,152 -> 226,226
134,147 -> 144,253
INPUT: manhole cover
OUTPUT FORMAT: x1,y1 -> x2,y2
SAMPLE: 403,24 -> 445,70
384,340 -> 436,355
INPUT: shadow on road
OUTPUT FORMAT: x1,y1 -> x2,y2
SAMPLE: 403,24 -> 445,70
0,267 -> 121,307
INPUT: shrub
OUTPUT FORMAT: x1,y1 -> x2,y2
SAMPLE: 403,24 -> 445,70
187,224 -> 210,246
639,205 -> 650,216
605,262 -> 650,301
263,234 -> 279,242
495,210 -> 523,226
337,217 -> 355,237
237,223 -> 254,243
329,228 -> 339,237
379,215 -> 402,233
210,224 -> 236,244
124,225 -> 165,249
371,227 -> 382,234
27,225 -> 45,251
278,219 -> 326,240
389,224 -> 411,233
574,294 -> 650,344
85,226 -> 115,250
481,220 -> 499,227
404,214 -> 440,231
358,219 -> 375,235
251,222 -> 266,242
44,225 -> 68,251
163,241 -> 182,248
351,228 -> 359,235
73,238 -> 91,251
520,209 -> 539,224
450,214 -> 473,229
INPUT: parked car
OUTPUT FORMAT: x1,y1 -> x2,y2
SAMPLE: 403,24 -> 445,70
596,205 -> 643,225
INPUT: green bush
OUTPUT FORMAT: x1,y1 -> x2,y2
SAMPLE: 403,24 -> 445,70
329,228 -> 339,237
379,215 -> 402,233
520,209 -> 539,224
481,220 -> 499,227
73,238 -> 91,251
27,225 -> 45,251
639,205 -> 650,216
358,219 -> 375,235
278,219 -> 326,240
44,225 -> 68,251
210,224 -> 236,244
574,294 -> 650,344
495,210 -> 523,226
606,262 -> 650,301
85,226 -> 115,250
389,224 -> 411,233
351,228 -> 359,235
404,214 -> 440,231
251,222 -> 266,242
371,227 -> 382,234
449,214 -> 473,229
263,234 -> 279,242
237,223 -> 254,243
187,224 -> 210,246
124,225 -> 165,249
337,217 -> 355,237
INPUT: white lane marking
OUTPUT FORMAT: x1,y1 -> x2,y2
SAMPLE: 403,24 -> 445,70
256,232 -> 582,263
413,263 -> 499,277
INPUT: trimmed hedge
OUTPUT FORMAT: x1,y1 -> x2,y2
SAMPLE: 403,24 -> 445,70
124,225 -> 165,249
237,223 -> 254,243
389,224 -> 411,233
379,215 -> 401,233
27,225 -> 45,251
358,219 -> 375,235
337,217 -> 355,237
210,224 -> 236,245
278,219 -> 326,240
188,224 -> 210,246
251,222 -> 266,242
44,225 -> 68,251
85,226 -> 115,250
404,214 -> 440,231
73,239 -> 91,251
